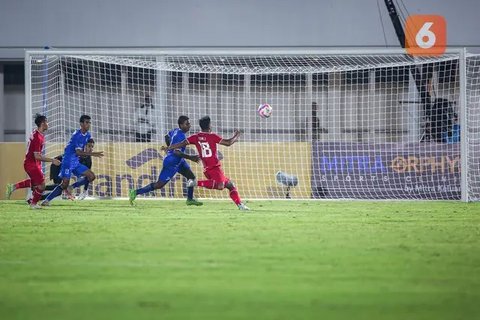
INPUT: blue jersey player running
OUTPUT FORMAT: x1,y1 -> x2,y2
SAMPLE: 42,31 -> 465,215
129,116 -> 203,206
42,115 -> 104,206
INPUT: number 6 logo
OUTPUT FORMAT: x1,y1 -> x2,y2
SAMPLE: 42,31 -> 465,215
405,15 -> 446,56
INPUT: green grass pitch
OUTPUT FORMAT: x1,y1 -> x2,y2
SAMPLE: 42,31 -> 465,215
0,200 -> 479,320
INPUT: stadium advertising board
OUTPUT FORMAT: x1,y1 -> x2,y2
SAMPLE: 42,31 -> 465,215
311,142 -> 461,199
81,142 -> 312,199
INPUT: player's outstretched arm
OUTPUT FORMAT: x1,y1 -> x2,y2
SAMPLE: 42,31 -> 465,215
167,139 -> 189,151
220,130 -> 241,146
76,149 -> 104,158
34,152 -> 61,165
173,150 -> 200,163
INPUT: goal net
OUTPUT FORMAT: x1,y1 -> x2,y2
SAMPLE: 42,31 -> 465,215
26,49 -> 480,201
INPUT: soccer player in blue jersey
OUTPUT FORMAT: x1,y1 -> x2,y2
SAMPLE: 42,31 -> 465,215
42,115 -> 104,206
129,115 -> 203,206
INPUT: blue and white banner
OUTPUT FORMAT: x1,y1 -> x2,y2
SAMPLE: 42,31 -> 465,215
311,142 -> 461,199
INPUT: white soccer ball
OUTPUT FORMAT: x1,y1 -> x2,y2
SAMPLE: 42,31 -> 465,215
257,103 -> 273,118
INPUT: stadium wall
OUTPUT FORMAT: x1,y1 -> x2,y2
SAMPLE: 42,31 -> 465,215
1,0 -> 480,143
0,143 -> 28,200
1,0 -> 480,60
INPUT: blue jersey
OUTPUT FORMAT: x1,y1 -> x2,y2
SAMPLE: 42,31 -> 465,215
164,128 -> 187,167
63,129 -> 91,168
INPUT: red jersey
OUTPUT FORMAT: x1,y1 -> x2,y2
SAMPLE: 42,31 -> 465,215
187,132 -> 223,170
24,129 -> 45,166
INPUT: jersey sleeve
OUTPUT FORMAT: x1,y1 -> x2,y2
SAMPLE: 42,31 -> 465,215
85,133 -> 92,148
165,129 -> 173,146
171,130 -> 186,145
71,133 -> 81,150
164,133 -> 171,146
74,133 -> 88,150
210,133 -> 223,144
187,134 -> 198,145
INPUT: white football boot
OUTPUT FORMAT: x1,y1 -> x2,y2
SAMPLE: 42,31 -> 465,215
238,203 -> 250,211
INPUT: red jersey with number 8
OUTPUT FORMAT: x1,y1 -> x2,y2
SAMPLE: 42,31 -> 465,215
24,130 -> 45,167
187,132 -> 223,170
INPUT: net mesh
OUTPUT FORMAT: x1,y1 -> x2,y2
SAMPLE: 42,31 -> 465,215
27,51 -> 480,200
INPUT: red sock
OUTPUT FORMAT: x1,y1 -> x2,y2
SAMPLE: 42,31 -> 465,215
229,187 -> 242,205
15,179 -> 31,189
198,179 -> 217,189
31,186 -> 43,205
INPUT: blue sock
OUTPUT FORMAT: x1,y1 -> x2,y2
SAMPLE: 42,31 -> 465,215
136,183 -> 155,195
72,178 -> 88,189
45,185 -> 63,202
187,186 -> 194,200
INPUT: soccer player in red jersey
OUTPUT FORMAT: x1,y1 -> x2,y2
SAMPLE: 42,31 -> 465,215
5,114 -> 61,209
167,116 -> 250,211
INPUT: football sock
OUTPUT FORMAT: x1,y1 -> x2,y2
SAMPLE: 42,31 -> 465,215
198,179 -> 217,189
15,179 -> 31,189
71,178 -> 88,189
229,187 -> 242,205
136,183 -> 155,195
44,185 -> 63,202
187,186 -> 194,200
31,186 -> 43,205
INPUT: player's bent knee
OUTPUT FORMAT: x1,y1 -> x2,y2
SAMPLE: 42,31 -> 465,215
182,170 -> 196,181
87,172 -> 96,182
225,180 -> 235,190
217,182 -> 225,190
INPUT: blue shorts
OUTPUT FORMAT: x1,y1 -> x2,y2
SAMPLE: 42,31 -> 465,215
159,158 -> 191,183
59,162 -> 89,179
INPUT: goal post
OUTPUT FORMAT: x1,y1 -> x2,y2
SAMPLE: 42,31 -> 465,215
465,52 -> 480,202
24,48 -> 480,201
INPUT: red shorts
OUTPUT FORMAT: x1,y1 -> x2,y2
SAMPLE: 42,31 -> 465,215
24,162 -> 44,186
204,167 -> 229,185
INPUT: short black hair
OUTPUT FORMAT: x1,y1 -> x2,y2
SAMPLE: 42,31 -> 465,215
178,115 -> 189,126
199,116 -> 211,131
34,114 -> 47,127
80,115 -> 91,123
87,138 -> 95,144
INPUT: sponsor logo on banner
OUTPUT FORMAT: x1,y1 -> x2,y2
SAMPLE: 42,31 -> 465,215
311,142 -> 460,199
92,146 -> 184,198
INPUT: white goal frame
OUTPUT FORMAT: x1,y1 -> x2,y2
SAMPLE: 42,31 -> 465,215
24,47 -> 473,201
